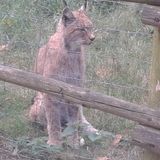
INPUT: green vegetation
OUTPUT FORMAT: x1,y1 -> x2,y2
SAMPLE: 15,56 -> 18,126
0,0 -> 152,159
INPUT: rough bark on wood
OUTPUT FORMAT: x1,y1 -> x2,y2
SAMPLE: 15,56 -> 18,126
140,28 -> 160,159
132,125 -> 160,155
141,5 -> 160,27
97,0 -> 160,6
149,28 -> 160,107
0,65 -> 160,129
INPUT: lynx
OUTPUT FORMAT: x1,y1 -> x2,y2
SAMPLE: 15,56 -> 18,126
29,1 -> 96,146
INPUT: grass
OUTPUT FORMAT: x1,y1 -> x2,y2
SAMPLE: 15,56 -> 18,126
0,1 -> 153,160
0,90 -> 31,137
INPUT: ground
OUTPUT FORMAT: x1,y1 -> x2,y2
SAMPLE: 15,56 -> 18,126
0,90 -> 142,160
0,130 -> 142,160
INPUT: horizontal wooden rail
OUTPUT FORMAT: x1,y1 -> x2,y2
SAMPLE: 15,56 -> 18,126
132,125 -> 160,154
142,5 -> 160,27
0,65 -> 160,129
97,0 -> 160,6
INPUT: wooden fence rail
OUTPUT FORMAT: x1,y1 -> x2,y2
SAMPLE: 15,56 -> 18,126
97,0 -> 160,6
142,5 -> 160,27
132,125 -> 160,154
0,65 -> 160,129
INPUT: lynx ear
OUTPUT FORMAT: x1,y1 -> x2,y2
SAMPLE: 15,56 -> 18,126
62,7 -> 75,26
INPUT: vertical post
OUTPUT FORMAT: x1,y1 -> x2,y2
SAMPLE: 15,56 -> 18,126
141,28 -> 160,160
149,28 -> 160,107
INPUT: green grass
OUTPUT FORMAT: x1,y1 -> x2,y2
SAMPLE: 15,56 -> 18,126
0,90 -> 32,137
0,1 -> 153,159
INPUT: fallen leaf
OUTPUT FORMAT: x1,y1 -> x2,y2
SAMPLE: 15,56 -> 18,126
95,66 -> 112,79
156,80 -> 160,91
96,156 -> 110,160
0,44 -> 9,52
12,146 -> 18,156
112,134 -> 122,146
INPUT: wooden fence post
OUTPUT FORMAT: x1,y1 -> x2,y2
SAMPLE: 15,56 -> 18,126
149,28 -> 160,107
140,6 -> 160,159
141,28 -> 160,160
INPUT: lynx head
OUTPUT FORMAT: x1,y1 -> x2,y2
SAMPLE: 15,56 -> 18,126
61,1 -> 95,46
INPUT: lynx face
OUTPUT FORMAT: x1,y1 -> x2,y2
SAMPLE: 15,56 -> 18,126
62,8 -> 95,46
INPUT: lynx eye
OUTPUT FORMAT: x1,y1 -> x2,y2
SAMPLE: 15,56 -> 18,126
80,28 -> 86,32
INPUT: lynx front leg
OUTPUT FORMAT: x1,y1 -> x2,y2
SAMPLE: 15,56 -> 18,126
67,104 -> 80,148
79,105 -> 98,133
44,95 -> 62,146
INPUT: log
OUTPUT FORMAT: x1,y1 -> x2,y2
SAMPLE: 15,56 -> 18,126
96,0 -> 160,6
0,65 -> 160,129
132,125 -> 160,155
141,5 -> 160,27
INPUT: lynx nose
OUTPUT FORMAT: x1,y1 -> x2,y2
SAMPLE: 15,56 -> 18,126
90,34 -> 95,41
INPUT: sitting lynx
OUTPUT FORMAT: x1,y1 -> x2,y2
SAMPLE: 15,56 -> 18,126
29,1 -> 96,146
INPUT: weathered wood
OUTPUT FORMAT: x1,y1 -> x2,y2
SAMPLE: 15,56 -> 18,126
0,65 -> 160,129
141,5 -> 160,27
140,28 -> 160,159
132,125 -> 160,155
96,0 -> 160,6
149,28 -> 160,107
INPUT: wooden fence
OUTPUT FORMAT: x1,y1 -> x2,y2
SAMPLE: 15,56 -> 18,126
97,0 -> 160,6
0,64 -> 159,154
0,0 -> 160,159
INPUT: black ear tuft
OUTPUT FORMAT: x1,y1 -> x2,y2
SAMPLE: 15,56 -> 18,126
84,0 -> 87,10
62,0 -> 67,7
79,0 -> 88,11
62,7 -> 75,26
